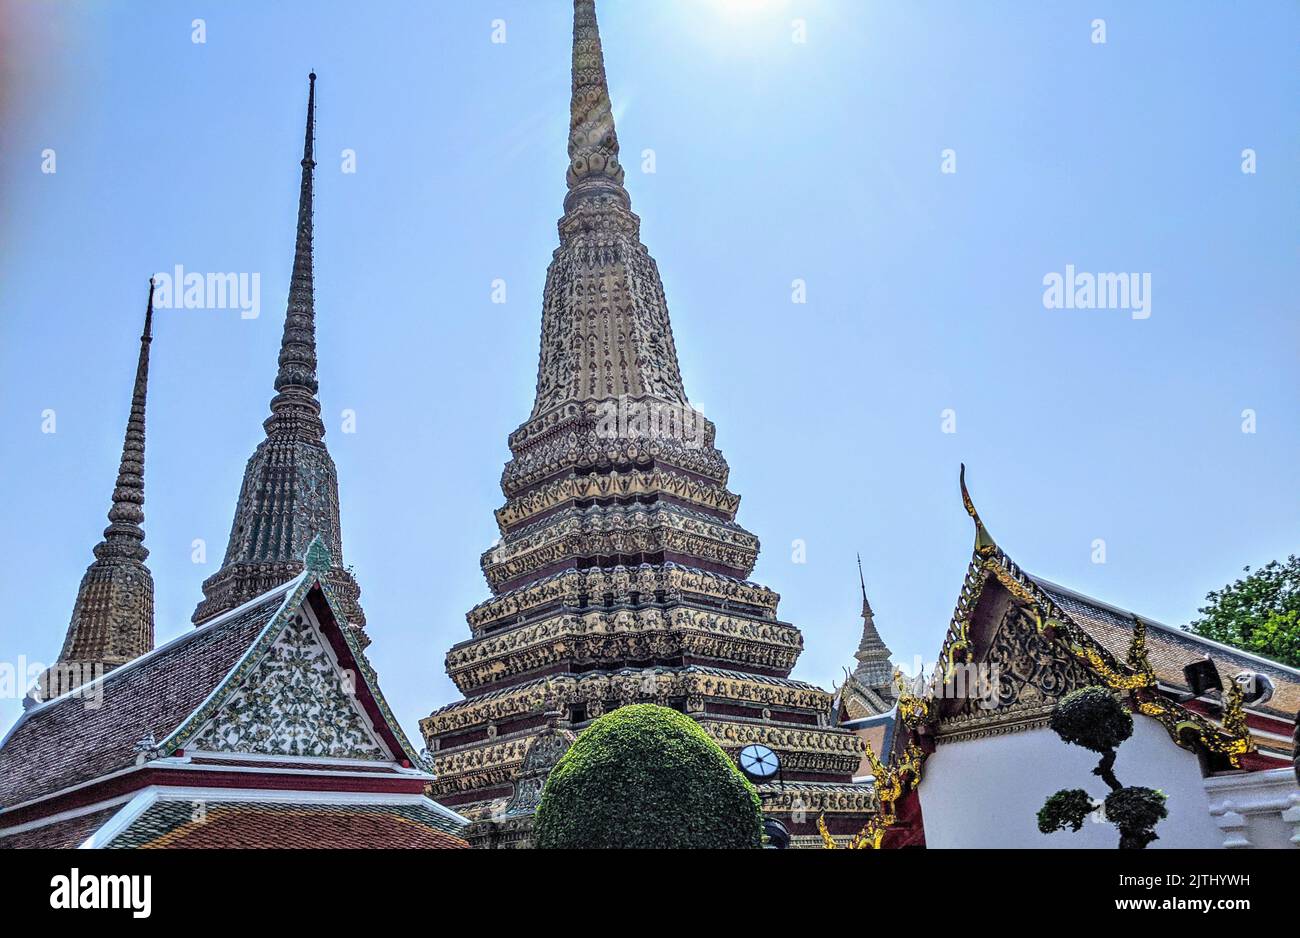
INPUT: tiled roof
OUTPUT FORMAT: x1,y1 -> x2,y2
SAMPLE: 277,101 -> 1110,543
1033,577 -> 1300,721
0,588 -> 290,809
0,805 -> 123,849
104,800 -> 469,849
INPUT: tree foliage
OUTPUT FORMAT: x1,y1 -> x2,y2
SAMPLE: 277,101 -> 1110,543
1187,555 -> 1300,667
1038,686 -> 1167,849
533,704 -> 764,849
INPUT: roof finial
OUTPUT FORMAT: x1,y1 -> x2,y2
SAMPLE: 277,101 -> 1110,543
95,278 -> 155,562
565,0 -> 630,212
959,463 -> 996,554
266,70 -> 324,441
856,552 -> 872,619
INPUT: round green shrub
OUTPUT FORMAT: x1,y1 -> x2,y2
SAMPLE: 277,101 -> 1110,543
1049,686 -> 1133,753
1037,788 -> 1096,834
533,704 -> 764,849
1104,786 -> 1168,849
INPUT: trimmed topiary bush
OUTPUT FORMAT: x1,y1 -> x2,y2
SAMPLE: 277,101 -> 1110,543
1038,685 -> 1168,849
1104,786 -> 1169,850
1048,685 -> 1134,754
1037,788 -> 1095,834
533,704 -> 764,849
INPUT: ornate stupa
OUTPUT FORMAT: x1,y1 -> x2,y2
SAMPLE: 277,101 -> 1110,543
421,0 -> 872,847
192,73 -> 366,636
39,280 -> 158,699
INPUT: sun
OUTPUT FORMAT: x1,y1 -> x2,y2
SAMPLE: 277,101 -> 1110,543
714,0 -> 787,14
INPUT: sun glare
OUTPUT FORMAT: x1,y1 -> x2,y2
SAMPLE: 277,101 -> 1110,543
715,0 -> 787,16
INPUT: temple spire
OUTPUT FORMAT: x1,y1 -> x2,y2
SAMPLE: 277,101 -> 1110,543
195,73 -> 366,633
857,553 -> 872,620
852,555 -> 893,688
266,70 -> 324,441
43,279 -> 157,697
565,0 -> 630,212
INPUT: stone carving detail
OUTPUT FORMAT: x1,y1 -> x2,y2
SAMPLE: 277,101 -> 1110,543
423,670 -> 832,738
942,602 -> 1094,737
446,607 -> 804,693
189,612 -> 385,760
482,502 -> 760,589
467,562 -> 779,633
494,467 -> 740,529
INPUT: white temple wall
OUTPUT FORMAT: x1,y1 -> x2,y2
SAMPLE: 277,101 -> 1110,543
1204,767 -> 1300,849
918,716 -> 1222,848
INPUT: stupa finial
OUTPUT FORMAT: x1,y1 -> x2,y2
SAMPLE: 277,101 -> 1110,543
266,70 -> 324,440
564,0 -> 630,212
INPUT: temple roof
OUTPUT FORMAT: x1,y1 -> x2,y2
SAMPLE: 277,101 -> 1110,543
923,465 -> 1297,767
2,586 -> 292,809
97,797 -> 467,849
0,805 -> 123,849
1032,576 -> 1300,721
1,546 -> 424,816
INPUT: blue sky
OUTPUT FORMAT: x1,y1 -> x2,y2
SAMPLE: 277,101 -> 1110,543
1,0 -> 1296,747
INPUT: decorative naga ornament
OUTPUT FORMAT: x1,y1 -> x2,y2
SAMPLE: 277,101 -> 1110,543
41,280 -> 158,698
193,73 -> 365,636
818,739 -> 924,850
422,0 -> 872,845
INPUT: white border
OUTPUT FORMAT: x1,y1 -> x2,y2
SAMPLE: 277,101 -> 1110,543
75,785 -> 469,848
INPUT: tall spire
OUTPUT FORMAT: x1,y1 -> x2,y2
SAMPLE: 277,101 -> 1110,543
266,70 -> 324,442
422,6 -> 877,839
528,0 -> 688,416
194,73 -> 366,634
43,279 -> 157,697
852,555 -> 894,688
565,0 -> 629,212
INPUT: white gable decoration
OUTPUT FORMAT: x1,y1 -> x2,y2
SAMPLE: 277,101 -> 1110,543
188,606 -> 388,760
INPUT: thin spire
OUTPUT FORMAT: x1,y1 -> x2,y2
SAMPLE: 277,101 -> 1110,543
45,278 -> 158,693
852,555 -> 893,689
266,71 -> 323,441
857,552 -> 872,620
565,0 -> 629,212
194,73 -> 365,632
95,278 -> 154,563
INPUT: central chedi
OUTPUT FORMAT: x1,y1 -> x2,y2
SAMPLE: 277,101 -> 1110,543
421,0 -> 872,847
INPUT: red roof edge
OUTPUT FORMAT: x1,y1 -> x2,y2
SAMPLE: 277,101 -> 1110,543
304,582 -> 420,767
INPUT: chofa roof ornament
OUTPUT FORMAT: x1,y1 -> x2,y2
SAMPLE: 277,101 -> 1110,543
959,463 -> 997,555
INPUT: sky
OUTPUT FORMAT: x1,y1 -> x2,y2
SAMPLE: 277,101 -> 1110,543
1,0 -> 1296,748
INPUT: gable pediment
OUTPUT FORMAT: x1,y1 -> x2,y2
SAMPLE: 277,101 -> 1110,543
937,584 -> 1094,741
186,603 -> 389,761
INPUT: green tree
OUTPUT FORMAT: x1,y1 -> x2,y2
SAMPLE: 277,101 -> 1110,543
1187,555 -> 1300,667
533,704 -> 763,849
1037,686 -> 1168,849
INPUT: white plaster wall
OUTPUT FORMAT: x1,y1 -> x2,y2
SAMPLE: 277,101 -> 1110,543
1204,768 -> 1300,849
918,717 -> 1222,848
